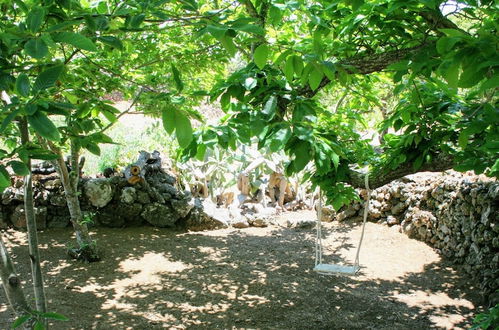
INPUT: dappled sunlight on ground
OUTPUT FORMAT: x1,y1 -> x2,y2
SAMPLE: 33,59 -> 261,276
0,211 -> 483,329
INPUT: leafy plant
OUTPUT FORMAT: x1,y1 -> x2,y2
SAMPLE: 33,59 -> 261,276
12,310 -> 68,329
472,303 -> 499,330
80,212 -> 96,226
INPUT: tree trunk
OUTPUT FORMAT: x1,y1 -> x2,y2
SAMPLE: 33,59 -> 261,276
19,118 -> 47,321
45,140 -> 100,262
0,234 -> 30,316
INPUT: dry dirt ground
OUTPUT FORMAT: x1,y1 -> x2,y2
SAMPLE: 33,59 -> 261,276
0,210 -> 483,329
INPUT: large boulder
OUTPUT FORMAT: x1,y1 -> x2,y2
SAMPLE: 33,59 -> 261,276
47,215 -> 70,228
183,199 -> 228,231
11,205 -> 47,230
95,202 -> 143,227
84,179 -> 113,208
170,195 -> 194,218
120,187 -> 137,204
141,203 -> 179,228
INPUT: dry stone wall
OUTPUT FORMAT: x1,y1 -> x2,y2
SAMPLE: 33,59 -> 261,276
324,171 -> 498,302
0,172 -> 227,232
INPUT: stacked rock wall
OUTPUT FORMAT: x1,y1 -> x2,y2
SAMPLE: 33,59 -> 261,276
328,171 -> 498,301
0,173 -> 226,232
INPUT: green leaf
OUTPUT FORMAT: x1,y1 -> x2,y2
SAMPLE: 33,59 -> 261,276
219,92 -> 231,111
458,130 -> 469,149
26,7 -> 46,32
293,141 -> 310,172
349,0 -> 364,11
269,126 -> 291,152
219,35 -> 236,56
0,165 -> 10,193
24,38 -> 48,59
53,32 -> 97,52
441,60 -> 460,88
436,37 -> 459,55
322,61 -> 336,81
195,143 -> 207,161
32,65 -> 64,93
0,108 -> 21,133
26,148 -> 59,160
387,60 -> 409,71
101,110 -> 117,123
458,64 -> 484,88
478,74 -> 499,93
85,142 -> 101,156
300,63 -> 313,86
162,106 -> 175,134
438,28 -> 468,38
331,152 -> 339,169
8,160 -> 30,176
171,64 -> 184,93
27,111 -> 61,141
231,23 -> 264,35
130,13 -> 146,28
308,67 -> 323,90
284,56 -> 294,81
269,5 -> 283,25
332,197 -> 343,211
206,24 -> 227,38
25,103 -> 38,115
34,320 -> 44,330
262,96 -> 277,119
293,56 -> 304,76
254,44 -> 269,70
401,110 -> 411,123
162,107 -> 193,148
413,155 -> 424,171
16,74 -> 30,97
11,314 -> 32,329
274,49 -> 292,65
174,110 -> 193,148
98,36 -> 123,50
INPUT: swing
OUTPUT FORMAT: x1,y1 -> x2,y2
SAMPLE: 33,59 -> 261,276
313,174 -> 370,276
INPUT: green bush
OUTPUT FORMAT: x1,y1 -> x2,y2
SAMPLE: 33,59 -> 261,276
472,303 -> 499,330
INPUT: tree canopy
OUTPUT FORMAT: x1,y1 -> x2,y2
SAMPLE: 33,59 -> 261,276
0,0 -> 498,209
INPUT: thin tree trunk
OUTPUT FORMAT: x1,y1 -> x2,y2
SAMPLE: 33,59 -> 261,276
44,139 -> 100,262
0,234 -> 30,316
18,118 -> 47,321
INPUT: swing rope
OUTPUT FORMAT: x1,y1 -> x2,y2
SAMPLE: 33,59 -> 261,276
314,173 -> 371,273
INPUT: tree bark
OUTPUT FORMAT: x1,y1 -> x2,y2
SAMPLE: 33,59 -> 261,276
18,118 -> 47,321
299,44 -> 428,98
347,153 -> 455,190
45,140 -> 100,262
0,234 -> 30,316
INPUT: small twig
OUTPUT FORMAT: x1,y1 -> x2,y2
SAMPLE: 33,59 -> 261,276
412,81 -> 425,110
100,89 -> 144,133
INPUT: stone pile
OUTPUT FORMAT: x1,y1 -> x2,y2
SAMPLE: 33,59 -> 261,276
0,168 -> 228,232
0,161 -> 280,231
325,171 -> 498,301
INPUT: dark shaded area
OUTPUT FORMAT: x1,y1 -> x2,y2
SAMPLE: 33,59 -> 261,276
0,222 -> 483,329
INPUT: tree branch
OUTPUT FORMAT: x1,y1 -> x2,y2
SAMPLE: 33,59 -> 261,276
347,153 -> 455,190
299,44 -> 427,98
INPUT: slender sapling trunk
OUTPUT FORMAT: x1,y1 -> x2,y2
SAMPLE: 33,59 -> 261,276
18,118 -> 47,319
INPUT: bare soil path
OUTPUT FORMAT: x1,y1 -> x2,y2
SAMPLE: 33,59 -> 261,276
1,210 -> 482,329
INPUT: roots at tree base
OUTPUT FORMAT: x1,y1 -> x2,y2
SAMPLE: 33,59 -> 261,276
67,245 -> 101,262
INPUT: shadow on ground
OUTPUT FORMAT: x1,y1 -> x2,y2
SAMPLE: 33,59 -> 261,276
0,218 -> 483,329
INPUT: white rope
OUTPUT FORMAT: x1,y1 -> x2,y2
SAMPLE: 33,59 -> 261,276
314,173 -> 371,271
354,173 -> 370,267
315,189 -> 323,266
